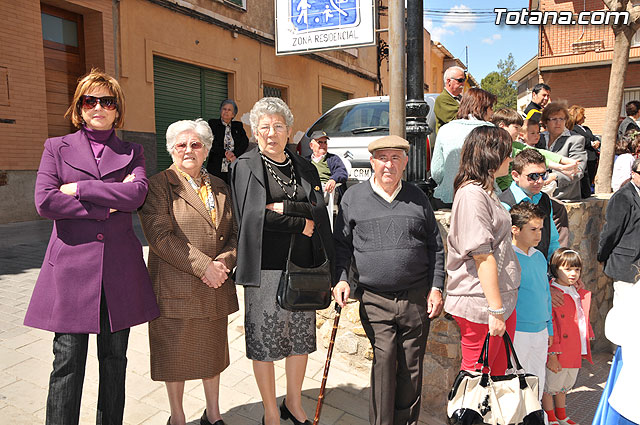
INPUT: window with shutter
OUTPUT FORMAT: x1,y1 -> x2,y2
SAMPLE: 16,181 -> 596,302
153,56 -> 228,171
322,87 -> 350,113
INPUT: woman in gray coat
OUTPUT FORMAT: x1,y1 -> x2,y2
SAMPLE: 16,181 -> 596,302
540,102 -> 588,201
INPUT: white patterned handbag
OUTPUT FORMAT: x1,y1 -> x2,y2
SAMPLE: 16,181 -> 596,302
447,332 -> 545,425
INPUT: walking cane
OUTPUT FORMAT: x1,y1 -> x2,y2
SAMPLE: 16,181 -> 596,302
313,303 -> 342,425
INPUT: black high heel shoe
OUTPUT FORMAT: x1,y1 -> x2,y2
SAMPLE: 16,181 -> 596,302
279,399 -> 312,425
200,409 -> 225,425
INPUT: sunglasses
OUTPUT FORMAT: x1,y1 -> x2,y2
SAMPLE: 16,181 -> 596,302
80,95 -> 118,111
526,171 -> 549,182
450,77 -> 466,83
174,141 -> 204,151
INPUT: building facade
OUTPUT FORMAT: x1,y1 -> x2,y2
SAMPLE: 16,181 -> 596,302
511,0 -> 640,134
0,0 -> 379,223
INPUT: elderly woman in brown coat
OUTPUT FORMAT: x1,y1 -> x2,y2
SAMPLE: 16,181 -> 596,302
139,118 -> 238,425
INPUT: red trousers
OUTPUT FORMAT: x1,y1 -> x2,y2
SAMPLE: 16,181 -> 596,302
454,313 -> 517,376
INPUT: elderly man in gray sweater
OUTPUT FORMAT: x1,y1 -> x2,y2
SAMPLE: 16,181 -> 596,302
332,135 -> 445,425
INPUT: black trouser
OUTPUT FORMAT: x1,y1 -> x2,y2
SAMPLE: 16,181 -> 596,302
46,289 -> 130,425
356,286 -> 430,425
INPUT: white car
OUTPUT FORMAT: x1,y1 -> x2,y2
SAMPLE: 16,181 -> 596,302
299,94 -> 439,185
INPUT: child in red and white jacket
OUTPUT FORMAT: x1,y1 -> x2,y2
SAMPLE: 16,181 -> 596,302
543,248 -> 594,425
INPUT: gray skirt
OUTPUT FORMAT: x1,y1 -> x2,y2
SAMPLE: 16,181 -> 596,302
244,270 -> 316,361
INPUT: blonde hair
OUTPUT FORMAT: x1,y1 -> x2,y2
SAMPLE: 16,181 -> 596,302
65,69 -> 125,129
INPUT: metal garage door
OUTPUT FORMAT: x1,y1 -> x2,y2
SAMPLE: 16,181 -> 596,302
153,56 -> 228,171
321,86 -> 349,114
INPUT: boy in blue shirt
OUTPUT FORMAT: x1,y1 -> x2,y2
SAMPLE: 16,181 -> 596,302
510,202 -> 553,400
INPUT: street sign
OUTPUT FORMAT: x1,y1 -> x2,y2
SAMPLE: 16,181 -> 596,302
275,0 -> 376,55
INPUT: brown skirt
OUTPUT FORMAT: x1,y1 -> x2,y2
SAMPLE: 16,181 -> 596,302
149,316 -> 229,382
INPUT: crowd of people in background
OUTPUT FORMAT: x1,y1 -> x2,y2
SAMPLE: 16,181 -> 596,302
22,67 -> 640,425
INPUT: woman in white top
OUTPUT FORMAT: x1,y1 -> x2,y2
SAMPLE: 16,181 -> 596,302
611,131 -> 639,192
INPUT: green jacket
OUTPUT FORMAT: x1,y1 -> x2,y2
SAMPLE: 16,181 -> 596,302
434,89 -> 460,134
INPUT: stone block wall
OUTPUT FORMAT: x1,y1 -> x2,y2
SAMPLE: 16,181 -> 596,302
316,196 -> 614,420
563,195 -> 614,352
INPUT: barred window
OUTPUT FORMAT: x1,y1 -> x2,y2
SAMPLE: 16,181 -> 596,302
263,84 -> 287,101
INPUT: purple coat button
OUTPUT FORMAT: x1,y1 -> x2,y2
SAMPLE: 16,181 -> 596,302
97,233 -> 104,241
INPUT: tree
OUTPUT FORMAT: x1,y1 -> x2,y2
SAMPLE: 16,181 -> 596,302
480,53 -> 517,109
595,0 -> 640,193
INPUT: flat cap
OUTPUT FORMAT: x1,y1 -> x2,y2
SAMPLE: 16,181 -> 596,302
368,135 -> 410,154
310,130 -> 330,140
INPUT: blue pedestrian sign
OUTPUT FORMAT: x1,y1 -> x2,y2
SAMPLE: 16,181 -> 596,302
275,0 -> 375,55
291,0 -> 359,33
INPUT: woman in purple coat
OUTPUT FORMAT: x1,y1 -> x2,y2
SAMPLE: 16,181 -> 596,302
23,69 -> 159,425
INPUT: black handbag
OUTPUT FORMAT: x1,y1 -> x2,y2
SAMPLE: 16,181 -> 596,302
276,234 -> 332,311
447,332 -> 545,425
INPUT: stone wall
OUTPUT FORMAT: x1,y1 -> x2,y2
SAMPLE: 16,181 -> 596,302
564,195 -> 614,352
316,196 -> 615,420
0,171 -> 40,223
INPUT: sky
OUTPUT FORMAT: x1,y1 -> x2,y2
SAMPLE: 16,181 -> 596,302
423,0 -> 538,82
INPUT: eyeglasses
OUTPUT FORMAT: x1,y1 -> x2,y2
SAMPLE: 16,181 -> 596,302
174,141 -> 204,151
547,117 -> 566,123
450,77 -> 466,83
258,123 -> 287,134
526,171 -> 549,182
80,95 -> 118,111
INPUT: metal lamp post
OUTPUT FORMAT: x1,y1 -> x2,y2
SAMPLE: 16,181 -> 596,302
405,0 -> 431,191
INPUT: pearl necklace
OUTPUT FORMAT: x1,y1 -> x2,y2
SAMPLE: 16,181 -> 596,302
260,151 -> 298,200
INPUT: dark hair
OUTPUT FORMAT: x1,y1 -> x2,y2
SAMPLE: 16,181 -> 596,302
550,248 -> 582,278
566,105 -> 585,131
512,148 -> 546,174
532,83 -> 551,95
616,131 -> 634,155
456,88 -> 497,120
633,157 -> 640,173
491,108 -> 524,127
453,126 -> 512,193
541,101 -> 569,126
220,99 -> 238,115
625,100 -> 640,117
510,201 -> 546,229
524,119 -> 539,130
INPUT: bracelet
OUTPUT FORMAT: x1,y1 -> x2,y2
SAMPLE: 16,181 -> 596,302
487,306 -> 506,316
430,287 -> 443,293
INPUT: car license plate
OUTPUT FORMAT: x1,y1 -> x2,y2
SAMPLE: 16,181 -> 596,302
350,167 -> 371,181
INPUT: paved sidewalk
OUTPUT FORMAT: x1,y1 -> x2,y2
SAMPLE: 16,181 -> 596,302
0,218 -> 610,424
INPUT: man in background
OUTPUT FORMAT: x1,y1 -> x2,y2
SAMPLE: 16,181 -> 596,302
524,83 -> 551,117
434,66 -> 466,134
618,100 -> 640,141
306,130 -> 348,201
